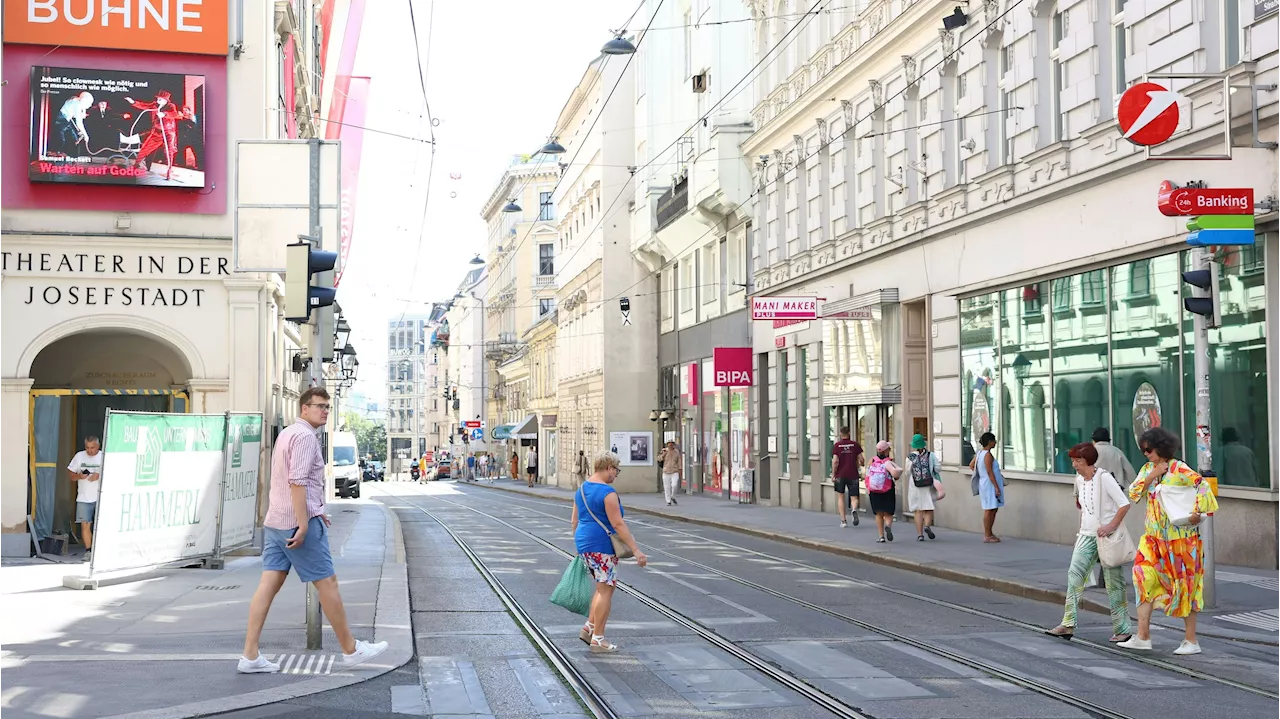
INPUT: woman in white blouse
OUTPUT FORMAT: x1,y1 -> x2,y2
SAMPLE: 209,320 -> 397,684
1046,442 -> 1134,642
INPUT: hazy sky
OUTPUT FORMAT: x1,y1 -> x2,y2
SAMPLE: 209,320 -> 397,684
336,0 -> 630,407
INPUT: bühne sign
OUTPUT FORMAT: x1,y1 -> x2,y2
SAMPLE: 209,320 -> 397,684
4,0 -> 230,56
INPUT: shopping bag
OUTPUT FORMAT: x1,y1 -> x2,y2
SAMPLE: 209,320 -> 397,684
1158,484 -> 1198,527
549,556 -> 594,616
1097,525 -> 1137,567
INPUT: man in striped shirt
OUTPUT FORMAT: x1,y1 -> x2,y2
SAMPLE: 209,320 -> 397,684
238,387 -> 388,673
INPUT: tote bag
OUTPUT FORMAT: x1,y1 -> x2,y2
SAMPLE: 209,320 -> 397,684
549,556 -> 594,616
1158,483 -> 1199,527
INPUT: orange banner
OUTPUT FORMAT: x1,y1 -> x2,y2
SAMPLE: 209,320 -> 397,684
4,0 -> 230,56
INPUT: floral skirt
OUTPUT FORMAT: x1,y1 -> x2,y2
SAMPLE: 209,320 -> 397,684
1132,532 -> 1204,618
582,552 -> 618,586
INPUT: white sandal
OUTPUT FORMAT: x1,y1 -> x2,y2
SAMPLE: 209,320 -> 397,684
578,623 -> 594,644
589,635 -> 618,653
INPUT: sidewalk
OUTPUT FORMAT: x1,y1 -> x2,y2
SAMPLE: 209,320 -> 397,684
470,478 -> 1279,645
0,498 -> 411,719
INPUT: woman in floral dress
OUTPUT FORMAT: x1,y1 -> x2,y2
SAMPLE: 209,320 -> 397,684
1118,427 -> 1218,655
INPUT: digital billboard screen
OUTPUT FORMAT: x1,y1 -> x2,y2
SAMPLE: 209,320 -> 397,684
29,66 -> 206,188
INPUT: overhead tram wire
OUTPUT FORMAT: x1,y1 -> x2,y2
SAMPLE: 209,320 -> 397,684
588,0 -> 1036,309
407,0 -> 437,142
490,0 -> 662,284
549,0 -> 827,287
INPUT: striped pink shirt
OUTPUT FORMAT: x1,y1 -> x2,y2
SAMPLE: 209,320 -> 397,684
263,418 -> 327,530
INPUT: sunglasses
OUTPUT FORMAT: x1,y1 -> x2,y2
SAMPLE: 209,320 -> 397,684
1141,446 -> 1155,454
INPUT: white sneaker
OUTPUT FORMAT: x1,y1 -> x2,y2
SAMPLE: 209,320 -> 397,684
341,639 -> 389,667
1173,640 -> 1202,655
1117,636 -> 1153,651
237,655 -> 281,673
840,520 -> 848,528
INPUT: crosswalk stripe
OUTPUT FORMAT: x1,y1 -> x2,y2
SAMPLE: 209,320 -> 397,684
1215,611 -> 1279,632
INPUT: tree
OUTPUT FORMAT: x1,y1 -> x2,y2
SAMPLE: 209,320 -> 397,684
343,412 -> 387,462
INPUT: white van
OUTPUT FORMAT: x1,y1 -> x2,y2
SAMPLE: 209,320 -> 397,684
331,431 -> 361,498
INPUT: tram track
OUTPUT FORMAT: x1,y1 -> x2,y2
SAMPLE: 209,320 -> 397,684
389,486 -> 1147,719
462,482 -> 1280,701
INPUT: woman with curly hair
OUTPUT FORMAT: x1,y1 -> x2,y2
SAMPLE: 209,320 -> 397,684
1118,427 -> 1218,655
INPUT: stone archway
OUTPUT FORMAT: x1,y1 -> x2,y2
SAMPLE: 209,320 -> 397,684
14,314 -> 205,381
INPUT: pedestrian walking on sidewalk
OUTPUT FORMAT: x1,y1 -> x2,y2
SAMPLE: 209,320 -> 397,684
509,451 -> 519,481
1092,427 -> 1137,486
1118,428 -> 1218,656
573,450 -> 589,490
832,427 -> 865,527
866,441 -> 903,542
526,447 -> 539,487
67,436 -> 103,562
657,441 -> 683,506
969,432 -> 1005,542
237,387 -> 388,674
570,453 -> 648,653
906,434 -> 942,541
1046,443 -> 1133,643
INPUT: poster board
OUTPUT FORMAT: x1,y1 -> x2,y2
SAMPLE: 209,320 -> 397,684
219,413 -> 264,552
608,431 -> 654,467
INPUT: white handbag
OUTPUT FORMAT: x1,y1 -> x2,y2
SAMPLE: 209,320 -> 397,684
1097,524 -> 1136,567
1158,483 -> 1199,527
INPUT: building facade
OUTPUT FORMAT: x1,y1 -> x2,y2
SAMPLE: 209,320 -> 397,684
552,55 -> 659,492
446,269 -> 489,460
630,0 -> 757,499
480,156 -> 561,470
0,1 -> 362,556
384,313 -> 434,471
744,0 -> 1277,566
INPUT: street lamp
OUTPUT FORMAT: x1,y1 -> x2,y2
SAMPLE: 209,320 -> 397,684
502,198 -> 522,213
601,33 -> 636,55
469,254 -> 486,265
538,136 -> 566,155
335,316 -> 351,353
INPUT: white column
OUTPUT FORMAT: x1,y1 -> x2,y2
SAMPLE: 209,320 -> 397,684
1,378 -> 35,556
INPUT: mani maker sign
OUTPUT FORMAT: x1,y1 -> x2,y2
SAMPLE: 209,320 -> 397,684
93,411 -> 226,574
3,0 -> 230,55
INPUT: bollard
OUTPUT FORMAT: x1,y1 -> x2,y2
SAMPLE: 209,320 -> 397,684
306,583 -> 322,649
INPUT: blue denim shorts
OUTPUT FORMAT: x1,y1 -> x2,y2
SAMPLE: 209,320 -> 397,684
262,516 -> 334,582
75,501 -> 97,523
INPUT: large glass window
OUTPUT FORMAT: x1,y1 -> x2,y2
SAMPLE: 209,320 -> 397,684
959,249 -> 1269,486
960,295 -> 998,467
1183,246 -> 1269,487
1052,272 -> 1109,472
1001,284 -> 1052,472
1111,255 -> 1183,474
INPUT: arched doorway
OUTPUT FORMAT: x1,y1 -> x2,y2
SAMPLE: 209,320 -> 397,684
26,329 -> 194,553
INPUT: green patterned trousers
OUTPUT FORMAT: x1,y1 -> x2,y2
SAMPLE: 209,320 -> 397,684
1062,534 -> 1132,635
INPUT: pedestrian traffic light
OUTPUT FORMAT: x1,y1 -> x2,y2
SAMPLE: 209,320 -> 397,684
1181,260 -> 1221,328
285,241 -> 338,322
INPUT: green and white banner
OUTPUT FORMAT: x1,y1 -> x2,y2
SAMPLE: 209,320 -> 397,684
220,413 -> 264,551
94,412 -> 226,574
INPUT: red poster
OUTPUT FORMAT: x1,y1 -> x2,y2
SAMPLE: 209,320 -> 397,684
333,76 -> 370,287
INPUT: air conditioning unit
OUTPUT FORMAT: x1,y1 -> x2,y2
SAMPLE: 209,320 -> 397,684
692,72 -> 708,93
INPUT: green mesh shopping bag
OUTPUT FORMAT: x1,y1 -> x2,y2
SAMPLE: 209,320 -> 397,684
549,556 -> 593,616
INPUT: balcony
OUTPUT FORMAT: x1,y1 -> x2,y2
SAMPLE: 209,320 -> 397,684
534,274 -> 555,288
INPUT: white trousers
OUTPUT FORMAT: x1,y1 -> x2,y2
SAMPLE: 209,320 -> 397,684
662,473 -> 680,502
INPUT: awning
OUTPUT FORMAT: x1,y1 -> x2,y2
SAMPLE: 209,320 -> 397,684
510,414 -> 538,439
491,424 -> 514,440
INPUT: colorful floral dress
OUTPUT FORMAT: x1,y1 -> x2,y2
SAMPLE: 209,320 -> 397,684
1128,460 -> 1219,618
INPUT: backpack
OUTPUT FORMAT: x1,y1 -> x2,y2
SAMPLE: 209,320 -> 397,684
911,452 -> 935,488
866,457 -> 893,493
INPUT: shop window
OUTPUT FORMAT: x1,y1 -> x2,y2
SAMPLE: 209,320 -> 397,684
1052,269 -> 1110,471
1182,247 -> 1269,487
1111,255 -> 1183,473
1001,286 -> 1052,472
959,293 -> 998,467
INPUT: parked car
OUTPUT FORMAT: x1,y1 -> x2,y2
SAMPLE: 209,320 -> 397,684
435,461 -> 451,480
332,431 -> 361,498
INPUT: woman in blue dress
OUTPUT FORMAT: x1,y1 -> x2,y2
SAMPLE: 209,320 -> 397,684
968,431 -> 1005,543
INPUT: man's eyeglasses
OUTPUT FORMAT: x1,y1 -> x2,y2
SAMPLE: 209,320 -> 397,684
307,403 -> 332,411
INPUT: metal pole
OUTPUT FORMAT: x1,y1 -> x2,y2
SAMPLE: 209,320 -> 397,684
305,137 -> 324,648
1191,246 -> 1216,609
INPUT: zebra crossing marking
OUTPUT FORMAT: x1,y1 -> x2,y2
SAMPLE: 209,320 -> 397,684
1214,609 -> 1279,632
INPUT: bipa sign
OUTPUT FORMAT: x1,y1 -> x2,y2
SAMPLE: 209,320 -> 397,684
751,296 -> 819,321
713,347 -> 753,387
4,0 -> 230,55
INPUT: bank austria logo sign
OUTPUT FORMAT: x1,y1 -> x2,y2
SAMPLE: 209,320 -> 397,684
1117,82 -> 1185,146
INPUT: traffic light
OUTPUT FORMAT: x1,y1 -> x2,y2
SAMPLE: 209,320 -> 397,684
1181,260 -> 1221,328
285,241 -> 338,322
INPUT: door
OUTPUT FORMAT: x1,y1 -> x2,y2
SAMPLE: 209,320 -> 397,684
903,299 -> 930,445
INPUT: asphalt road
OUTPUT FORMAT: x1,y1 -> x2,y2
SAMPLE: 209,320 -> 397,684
208,481 -> 1279,719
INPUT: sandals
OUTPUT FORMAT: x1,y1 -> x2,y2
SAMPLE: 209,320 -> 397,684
579,623 -> 594,644
589,636 -> 619,653
1110,633 -> 1133,643
983,536 -> 1001,543
1046,625 -> 1074,640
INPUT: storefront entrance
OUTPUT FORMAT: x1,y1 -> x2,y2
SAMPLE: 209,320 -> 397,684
25,329 -> 192,552
825,404 -> 896,472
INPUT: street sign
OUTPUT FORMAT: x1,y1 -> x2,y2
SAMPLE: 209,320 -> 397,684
751,296 -> 820,320
1159,182 -> 1253,216
463,420 -> 482,429
470,428 -> 485,441
1117,82 -> 1183,146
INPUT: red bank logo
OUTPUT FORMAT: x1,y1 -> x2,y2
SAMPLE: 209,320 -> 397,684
1117,82 -> 1184,146
1157,181 -> 1253,217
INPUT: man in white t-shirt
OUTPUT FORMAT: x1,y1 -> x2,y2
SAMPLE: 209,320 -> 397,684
67,436 -> 104,561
